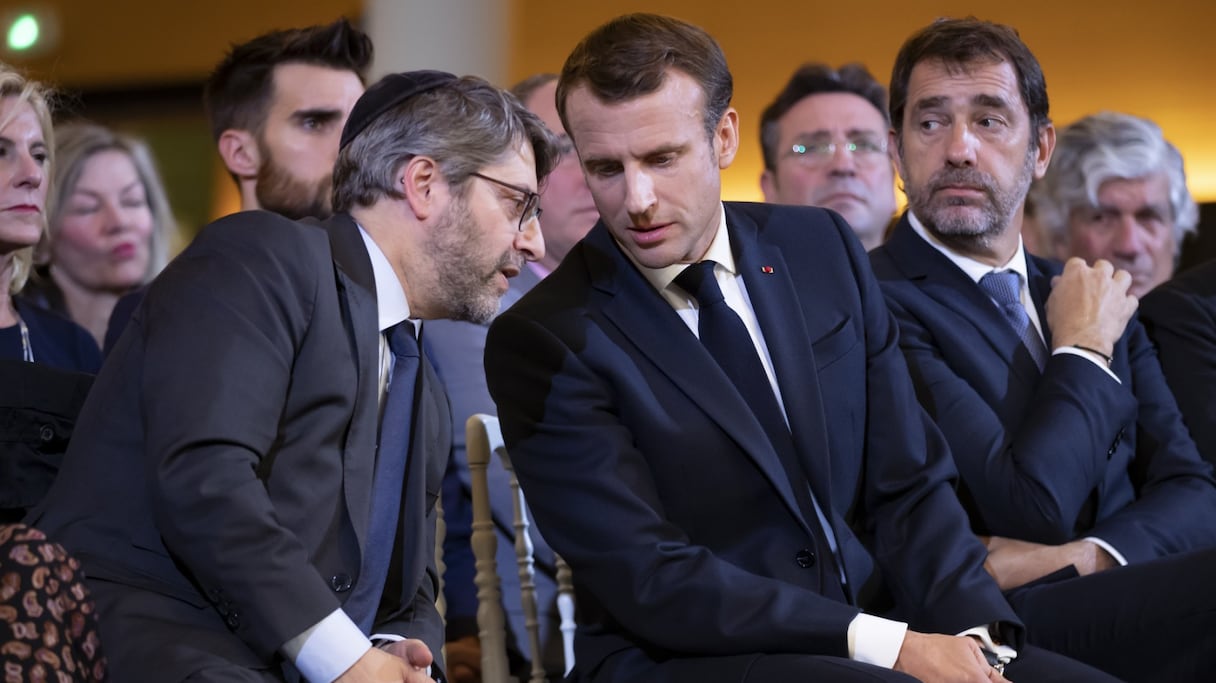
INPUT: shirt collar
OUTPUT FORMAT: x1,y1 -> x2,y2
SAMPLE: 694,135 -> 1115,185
907,211 -> 1030,286
624,203 -> 735,296
357,225 -> 412,334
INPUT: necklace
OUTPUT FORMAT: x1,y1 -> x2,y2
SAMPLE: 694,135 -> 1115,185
18,317 -> 33,362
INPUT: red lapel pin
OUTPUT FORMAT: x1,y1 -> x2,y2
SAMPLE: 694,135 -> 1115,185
760,266 -> 775,274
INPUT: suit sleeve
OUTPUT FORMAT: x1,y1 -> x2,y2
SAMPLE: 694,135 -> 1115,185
823,214 -> 1020,640
885,288 -> 1216,560
138,223 -> 342,659
1085,319 -> 1216,561
1141,278 -> 1216,466
485,308 -> 863,658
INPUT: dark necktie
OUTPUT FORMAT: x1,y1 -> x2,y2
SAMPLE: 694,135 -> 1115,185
674,261 -> 845,601
978,270 -> 1048,370
345,321 -> 420,633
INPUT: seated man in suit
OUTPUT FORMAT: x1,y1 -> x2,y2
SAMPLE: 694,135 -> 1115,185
1027,111 -> 1199,297
484,12 -> 1118,683
29,71 -> 558,683
1142,258 -> 1216,464
868,17 -> 1216,682
430,72 -> 597,682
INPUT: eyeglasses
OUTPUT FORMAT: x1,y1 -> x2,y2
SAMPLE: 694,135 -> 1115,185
784,136 -> 888,168
469,171 -> 542,231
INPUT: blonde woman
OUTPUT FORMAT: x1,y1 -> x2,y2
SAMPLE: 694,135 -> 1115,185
26,121 -> 173,348
0,66 -> 99,371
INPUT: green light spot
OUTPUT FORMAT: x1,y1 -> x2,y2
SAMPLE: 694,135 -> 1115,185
7,15 -> 39,51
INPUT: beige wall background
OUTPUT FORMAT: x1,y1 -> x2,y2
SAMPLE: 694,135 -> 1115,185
7,0 -> 1214,226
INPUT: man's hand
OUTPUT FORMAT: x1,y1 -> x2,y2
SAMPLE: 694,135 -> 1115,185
336,640 -> 434,683
443,634 -> 482,683
1046,257 -> 1138,357
983,536 -> 1118,590
893,631 -> 1009,682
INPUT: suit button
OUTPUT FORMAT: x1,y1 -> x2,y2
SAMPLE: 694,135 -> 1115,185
330,574 -> 353,592
795,549 -> 816,568
39,425 -> 54,442
226,611 -> 241,629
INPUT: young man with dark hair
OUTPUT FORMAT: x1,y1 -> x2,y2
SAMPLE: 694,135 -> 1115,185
204,17 -> 372,220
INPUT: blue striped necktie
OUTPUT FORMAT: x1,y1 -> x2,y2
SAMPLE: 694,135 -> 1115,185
979,270 -> 1048,370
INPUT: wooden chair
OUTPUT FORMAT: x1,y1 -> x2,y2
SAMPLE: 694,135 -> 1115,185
466,414 -> 575,682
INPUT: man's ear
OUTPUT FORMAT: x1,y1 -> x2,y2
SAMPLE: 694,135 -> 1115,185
760,169 -> 778,203
400,155 -> 444,221
714,108 -> 740,170
217,129 -> 260,178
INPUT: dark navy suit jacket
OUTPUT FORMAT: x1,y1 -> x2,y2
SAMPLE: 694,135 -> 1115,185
1141,258 -> 1216,467
485,202 -> 1019,681
870,215 -> 1216,563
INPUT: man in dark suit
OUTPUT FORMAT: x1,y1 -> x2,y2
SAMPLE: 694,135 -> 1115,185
1141,258 -> 1216,464
30,71 -> 558,683
868,18 -> 1216,682
484,13 -> 1117,683
430,72 -> 597,683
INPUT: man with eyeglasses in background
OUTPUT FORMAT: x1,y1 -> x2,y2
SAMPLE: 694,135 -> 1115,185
760,63 -> 898,251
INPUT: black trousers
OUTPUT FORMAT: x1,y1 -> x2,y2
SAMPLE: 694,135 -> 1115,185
1008,546 -> 1216,683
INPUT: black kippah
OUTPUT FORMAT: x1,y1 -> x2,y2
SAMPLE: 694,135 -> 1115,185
339,69 -> 459,150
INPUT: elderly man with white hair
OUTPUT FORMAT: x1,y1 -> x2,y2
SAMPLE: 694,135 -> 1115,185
1029,111 -> 1198,297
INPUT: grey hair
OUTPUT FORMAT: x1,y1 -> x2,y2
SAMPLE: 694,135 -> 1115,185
332,75 -> 559,212
1030,111 -> 1198,254
47,121 -> 174,282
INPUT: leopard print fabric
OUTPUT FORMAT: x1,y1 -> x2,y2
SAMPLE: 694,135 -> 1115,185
0,524 -> 106,682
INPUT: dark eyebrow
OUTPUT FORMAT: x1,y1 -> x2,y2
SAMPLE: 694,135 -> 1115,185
646,143 -> 686,157
910,95 -> 949,113
973,94 -> 1014,111
290,108 -> 343,124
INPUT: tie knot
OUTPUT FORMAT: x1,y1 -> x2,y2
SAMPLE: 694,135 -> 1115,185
675,260 -> 725,307
388,321 -> 420,358
978,270 -> 1022,307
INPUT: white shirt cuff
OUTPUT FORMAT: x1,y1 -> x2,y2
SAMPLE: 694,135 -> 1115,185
1053,347 -> 1120,383
847,613 -> 908,668
1081,536 -> 1129,567
289,609 -> 372,683
957,625 -> 1018,662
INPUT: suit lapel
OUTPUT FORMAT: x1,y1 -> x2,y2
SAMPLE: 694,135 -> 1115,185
729,208 -> 836,514
885,216 -> 1042,387
325,213 -> 382,552
1025,254 -> 1055,350
585,224 -> 814,536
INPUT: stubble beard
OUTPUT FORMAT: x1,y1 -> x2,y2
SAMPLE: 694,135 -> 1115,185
425,197 -> 522,325
905,145 -> 1036,254
255,153 -> 333,221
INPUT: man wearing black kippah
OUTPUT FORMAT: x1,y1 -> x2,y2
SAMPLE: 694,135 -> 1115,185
30,70 -> 559,683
